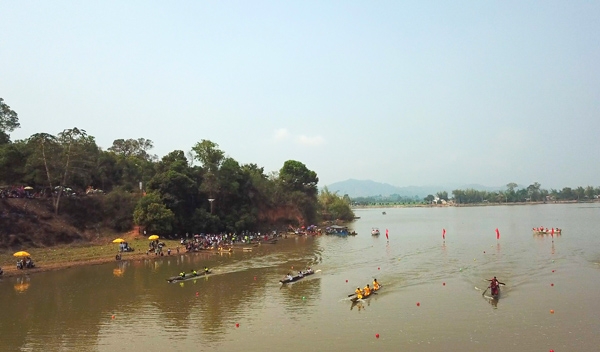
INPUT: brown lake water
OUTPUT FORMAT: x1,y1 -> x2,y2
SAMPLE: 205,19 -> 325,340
1,203 -> 600,352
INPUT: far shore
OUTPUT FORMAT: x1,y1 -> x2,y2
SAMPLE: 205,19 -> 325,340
352,199 -> 597,209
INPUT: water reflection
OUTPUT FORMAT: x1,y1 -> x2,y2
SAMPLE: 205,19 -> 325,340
350,300 -> 365,311
485,296 -> 499,308
14,276 -> 30,293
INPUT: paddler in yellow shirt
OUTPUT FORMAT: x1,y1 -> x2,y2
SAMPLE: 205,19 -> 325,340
363,284 -> 371,297
355,287 -> 363,300
373,278 -> 380,291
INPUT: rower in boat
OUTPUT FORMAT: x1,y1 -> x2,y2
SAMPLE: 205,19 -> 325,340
191,269 -> 198,276
487,276 -> 505,297
285,273 -> 293,281
363,284 -> 371,298
204,266 -> 209,274
179,271 -> 185,278
355,287 -> 363,300
306,267 -> 313,274
373,279 -> 380,291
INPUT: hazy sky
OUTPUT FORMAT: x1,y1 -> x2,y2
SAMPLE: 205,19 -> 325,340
2,1 -> 599,189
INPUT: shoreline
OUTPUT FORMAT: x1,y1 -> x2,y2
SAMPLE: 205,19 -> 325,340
352,199 -> 597,209
0,236 -> 286,279
0,251 -> 168,278
0,237 -> 190,279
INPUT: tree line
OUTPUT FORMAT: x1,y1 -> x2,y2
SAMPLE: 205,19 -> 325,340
0,98 -> 354,236
428,182 -> 600,204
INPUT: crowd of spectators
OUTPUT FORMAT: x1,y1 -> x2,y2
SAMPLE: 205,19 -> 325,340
181,231 -> 279,252
0,186 -> 36,199
0,185 -> 98,199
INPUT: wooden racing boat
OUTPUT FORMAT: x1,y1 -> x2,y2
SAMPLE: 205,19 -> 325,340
166,270 -> 212,283
279,270 -> 315,284
350,286 -> 381,302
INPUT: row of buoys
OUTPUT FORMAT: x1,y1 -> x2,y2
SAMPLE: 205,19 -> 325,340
549,259 -> 557,352
441,228 -> 501,240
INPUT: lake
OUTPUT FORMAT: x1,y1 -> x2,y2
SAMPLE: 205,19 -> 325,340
1,203 -> 599,351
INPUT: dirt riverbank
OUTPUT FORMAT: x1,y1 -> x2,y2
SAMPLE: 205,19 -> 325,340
0,236 -> 184,278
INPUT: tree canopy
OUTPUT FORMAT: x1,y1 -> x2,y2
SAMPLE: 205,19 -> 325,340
0,119 -> 347,234
0,98 -> 20,145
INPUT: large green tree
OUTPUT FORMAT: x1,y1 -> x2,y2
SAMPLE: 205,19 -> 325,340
279,160 -> 319,224
279,160 -> 319,196
133,192 -> 175,234
192,140 -> 225,201
108,138 -> 156,161
0,141 -> 28,183
0,98 -> 20,144
26,128 -> 99,214
318,187 -> 354,221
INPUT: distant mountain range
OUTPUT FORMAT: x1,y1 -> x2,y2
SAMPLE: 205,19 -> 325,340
325,179 -> 505,198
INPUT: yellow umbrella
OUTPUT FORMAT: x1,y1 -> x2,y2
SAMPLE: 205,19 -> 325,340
112,238 -> 125,243
148,235 -> 159,240
13,251 -> 31,257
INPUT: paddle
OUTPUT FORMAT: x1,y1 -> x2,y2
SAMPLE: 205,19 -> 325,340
482,286 -> 489,296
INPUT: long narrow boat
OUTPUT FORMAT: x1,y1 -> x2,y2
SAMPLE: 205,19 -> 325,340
166,270 -> 212,283
533,229 -> 562,236
279,270 -> 315,284
350,286 -> 382,302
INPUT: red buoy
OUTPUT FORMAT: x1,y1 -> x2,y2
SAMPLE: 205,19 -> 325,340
375,333 -> 380,338
378,267 -> 380,270
236,323 -> 240,327
552,270 -> 555,273
416,302 -> 420,306
443,282 -> 446,286
254,277 -> 256,280
550,310 -> 554,314
345,279 -> 348,283
111,315 -> 115,319
551,283 -> 554,287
